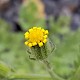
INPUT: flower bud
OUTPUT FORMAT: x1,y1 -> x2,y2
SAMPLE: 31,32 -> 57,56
24,27 -> 55,60
26,38 -> 55,60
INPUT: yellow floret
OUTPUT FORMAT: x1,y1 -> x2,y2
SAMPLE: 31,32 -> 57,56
28,43 -> 32,47
45,30 -> 49,34
25,41 -> 28,45
25,32 -> 29,39
43,39 -> 47,43
42,29 -> 45,32
24,27 -> 48,47
32,42 -> 37,46
37,27 -> 41,30
44,35 -> 48,38
33,27 -> 37,29
29,29 -> 33,32
38,42 -> 43,47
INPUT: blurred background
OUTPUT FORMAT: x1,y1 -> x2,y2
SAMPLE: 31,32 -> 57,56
0,0 -> 80,80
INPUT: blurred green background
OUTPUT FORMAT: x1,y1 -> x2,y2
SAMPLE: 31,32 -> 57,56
0,1 -> 80,80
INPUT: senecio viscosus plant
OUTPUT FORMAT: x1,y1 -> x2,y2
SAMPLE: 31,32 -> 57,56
24,27 -> 65,80
0,27 -> 79,80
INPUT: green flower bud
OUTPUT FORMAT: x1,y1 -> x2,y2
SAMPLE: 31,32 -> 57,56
24,27 -> 55,60
26,38 -> 55,60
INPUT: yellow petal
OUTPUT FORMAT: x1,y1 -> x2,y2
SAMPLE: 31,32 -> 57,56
33,27 -> 37,29
29,29 -> 33,32
43,39 -> 47,43
45,30 -> 49,34
37,27 -> 41,30
32,42 -> 37,46
38,42 -> 43,47
25,41 -> 28,45
42,29 -> 45,32
28,43 -> 32,47
24,32 -> 29,35
25,35 -> 29,39
44,35 -> 47,38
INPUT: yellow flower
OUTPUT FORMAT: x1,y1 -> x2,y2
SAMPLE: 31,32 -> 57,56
24,27 -> 49,47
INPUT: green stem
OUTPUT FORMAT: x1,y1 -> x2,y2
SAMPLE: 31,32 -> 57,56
8,73 -> 51,79
42,59 -> 66,80
68,66 -> 80,80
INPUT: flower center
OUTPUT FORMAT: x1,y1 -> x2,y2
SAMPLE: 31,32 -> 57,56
29,29 -> 43,43
24,27 -> 48,47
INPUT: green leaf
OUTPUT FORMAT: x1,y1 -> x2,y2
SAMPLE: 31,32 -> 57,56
0,61 -> 11,78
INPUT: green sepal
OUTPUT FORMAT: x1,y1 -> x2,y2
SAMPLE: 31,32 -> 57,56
45,38 -> 55,54
26,39 -> 55,60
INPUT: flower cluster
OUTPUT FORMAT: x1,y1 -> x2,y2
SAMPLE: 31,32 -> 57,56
24,27 -> 48,47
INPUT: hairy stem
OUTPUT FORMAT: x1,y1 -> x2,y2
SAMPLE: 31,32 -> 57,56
8,73 -> 51,80
42,59 -> 66,80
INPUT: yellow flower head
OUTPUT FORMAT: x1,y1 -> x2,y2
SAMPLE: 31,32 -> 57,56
24,27 -> 49,47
